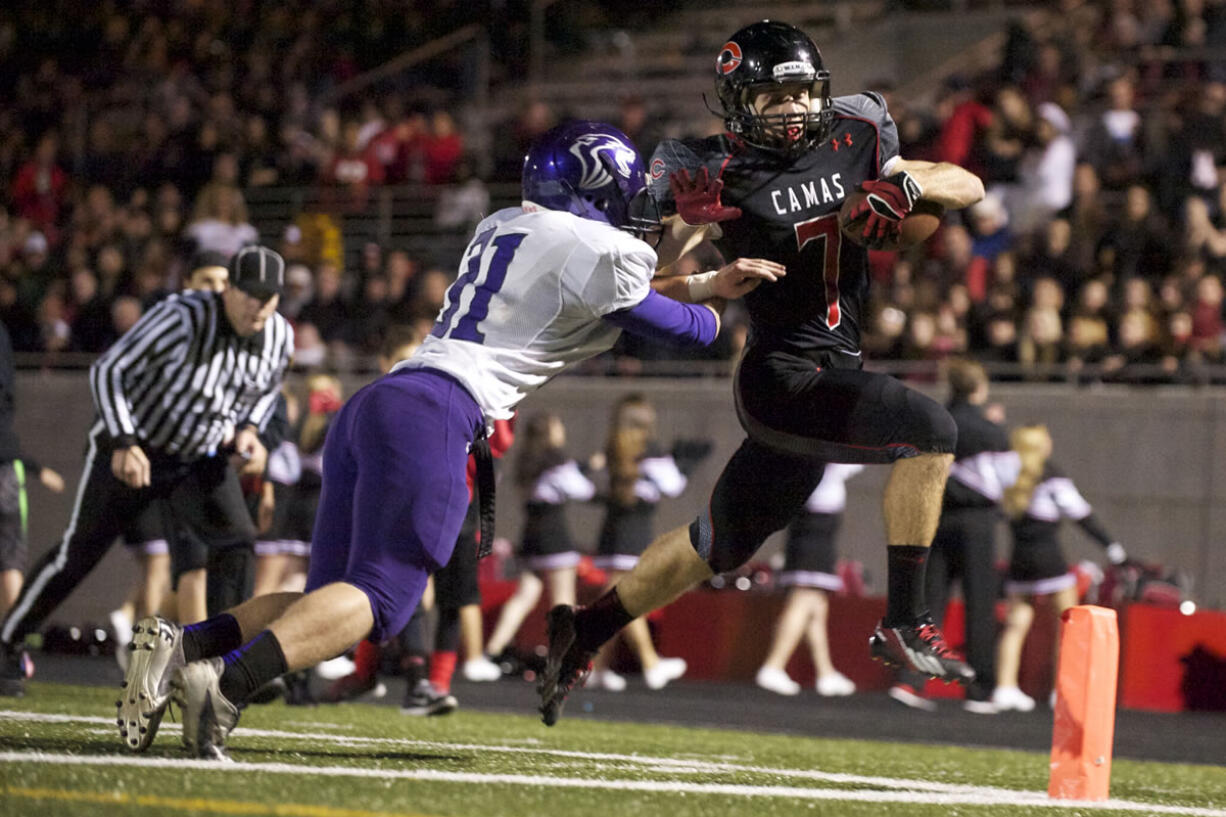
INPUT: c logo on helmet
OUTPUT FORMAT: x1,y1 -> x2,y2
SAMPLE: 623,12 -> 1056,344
717,41 -> 742,75
570,134 -> 637,190
650,158 -> 666,180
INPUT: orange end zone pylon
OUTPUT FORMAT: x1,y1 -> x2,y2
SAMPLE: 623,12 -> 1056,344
1048,605 -> 1120,801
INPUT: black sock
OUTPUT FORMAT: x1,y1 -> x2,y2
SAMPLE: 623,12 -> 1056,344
397,609 -> 429,656
435,607 -> 460,653
183,613 -> 242,663
402,654 -> 427,688
219,630 -> 288,704
885,545 -> 929,626
573,587 -> 634,653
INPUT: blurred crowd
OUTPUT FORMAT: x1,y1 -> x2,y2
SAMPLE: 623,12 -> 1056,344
857,0 -> 1226,384
5,0 -> 1226,383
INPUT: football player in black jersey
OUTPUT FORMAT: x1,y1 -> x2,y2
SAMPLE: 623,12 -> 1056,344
540,20 -> 986,725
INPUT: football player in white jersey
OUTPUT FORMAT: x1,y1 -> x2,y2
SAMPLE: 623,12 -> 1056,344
118,120 -> 784,759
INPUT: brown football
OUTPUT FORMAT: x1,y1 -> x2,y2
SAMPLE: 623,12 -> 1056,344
839,191 -> 944,251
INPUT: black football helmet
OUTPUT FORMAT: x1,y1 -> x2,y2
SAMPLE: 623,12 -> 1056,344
714,20 -> 834,155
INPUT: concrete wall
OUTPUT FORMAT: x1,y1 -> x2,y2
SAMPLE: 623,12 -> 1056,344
13,371 -> 1225,629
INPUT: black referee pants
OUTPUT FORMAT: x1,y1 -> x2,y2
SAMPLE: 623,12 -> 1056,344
0,422 -> 255,647
900,506 -> 1001,700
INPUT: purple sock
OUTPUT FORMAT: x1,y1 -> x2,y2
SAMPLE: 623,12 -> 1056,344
182,613 -> 242,662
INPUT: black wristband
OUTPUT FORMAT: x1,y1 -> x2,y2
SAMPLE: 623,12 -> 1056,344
112,434 -> 138,449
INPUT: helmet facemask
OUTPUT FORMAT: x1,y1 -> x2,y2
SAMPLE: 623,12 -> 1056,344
725,75 -> 834,157
621,187 -> 664,247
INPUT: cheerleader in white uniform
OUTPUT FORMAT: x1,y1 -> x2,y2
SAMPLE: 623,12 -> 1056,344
755,463 -> 864,697
993,425 -> 1126,712
588,394 -> 689,692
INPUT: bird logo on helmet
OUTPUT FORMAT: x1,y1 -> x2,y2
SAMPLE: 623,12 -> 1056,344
570,133 -> 638,190
522,120 -> 662,242
712,20 -> 835,155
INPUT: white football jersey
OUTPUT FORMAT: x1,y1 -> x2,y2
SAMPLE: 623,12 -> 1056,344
396,206 -> 655,419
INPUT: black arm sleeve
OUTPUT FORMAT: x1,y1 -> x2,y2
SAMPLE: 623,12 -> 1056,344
1076,513 -> 1115,548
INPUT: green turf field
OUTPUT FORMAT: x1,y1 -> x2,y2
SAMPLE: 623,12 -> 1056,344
1,682 -> 1223,817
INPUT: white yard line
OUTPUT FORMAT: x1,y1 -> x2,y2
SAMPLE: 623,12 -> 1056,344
3,710 -> 1222,816
1,750 -> 1224,816
17,710 -> 998,794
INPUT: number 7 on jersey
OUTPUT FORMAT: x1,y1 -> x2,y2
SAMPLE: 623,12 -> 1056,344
794,213 -> 843,330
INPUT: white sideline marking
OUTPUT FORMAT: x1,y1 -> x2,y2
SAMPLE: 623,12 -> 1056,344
4,711 -> 1223,815
2,751 -> 1225,815
11,711 -> 1002,794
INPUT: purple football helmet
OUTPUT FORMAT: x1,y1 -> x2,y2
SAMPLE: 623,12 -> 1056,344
522,120 -> 661,240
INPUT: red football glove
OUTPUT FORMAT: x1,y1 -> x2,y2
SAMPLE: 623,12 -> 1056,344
847,171 -> 924,247
669,167 -> 742,226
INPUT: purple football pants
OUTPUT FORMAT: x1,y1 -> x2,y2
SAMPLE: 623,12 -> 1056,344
304,367 -> 485,641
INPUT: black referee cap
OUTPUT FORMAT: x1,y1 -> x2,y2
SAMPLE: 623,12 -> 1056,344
229,245 -> 285,300
188,249 -> 230,272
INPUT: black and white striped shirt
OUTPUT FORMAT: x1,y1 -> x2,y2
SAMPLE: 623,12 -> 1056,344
89,291 -> 293,459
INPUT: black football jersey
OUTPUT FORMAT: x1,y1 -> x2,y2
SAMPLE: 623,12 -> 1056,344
649,92 -> 901,357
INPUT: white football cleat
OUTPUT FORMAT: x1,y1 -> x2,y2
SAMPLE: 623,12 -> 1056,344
174,657 -> 239,761
116,616 -> 184,752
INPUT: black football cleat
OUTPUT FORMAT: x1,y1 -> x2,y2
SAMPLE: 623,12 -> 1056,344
282,670 -> 316,706
870,616 -> 976,685
537,605 -> 593,727
400,679 -> 457,716
0,646 -> 27,698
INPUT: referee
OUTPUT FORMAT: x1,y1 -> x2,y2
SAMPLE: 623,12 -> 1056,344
0,246 -> 293,697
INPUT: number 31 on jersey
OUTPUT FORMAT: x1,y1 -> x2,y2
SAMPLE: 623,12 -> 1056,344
433,229 -> 527,344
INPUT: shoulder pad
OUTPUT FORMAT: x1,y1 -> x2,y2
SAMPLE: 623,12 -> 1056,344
831,92 -> 889,126
648,136 -> 733,211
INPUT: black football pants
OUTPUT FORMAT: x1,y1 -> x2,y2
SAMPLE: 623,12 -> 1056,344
1,422 -> 255,646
